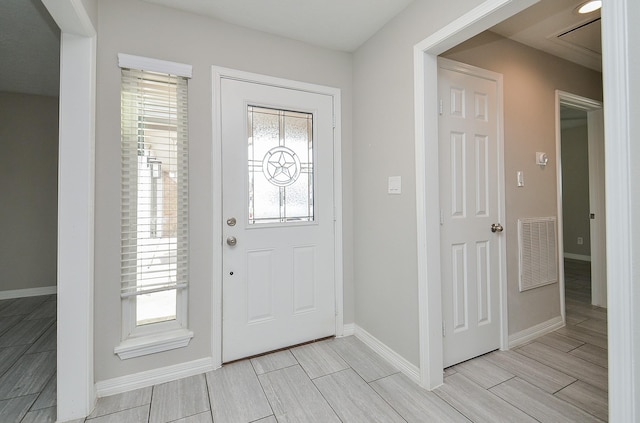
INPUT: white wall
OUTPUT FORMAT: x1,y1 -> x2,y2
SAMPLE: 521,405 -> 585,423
94,0 -> 353,382
352,0 -> 485,367
0,92 -> 58,293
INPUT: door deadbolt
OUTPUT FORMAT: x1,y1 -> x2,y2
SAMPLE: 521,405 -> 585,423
226,236 -> 237,246
227,217 -> 237,226
491,223 -> 504,233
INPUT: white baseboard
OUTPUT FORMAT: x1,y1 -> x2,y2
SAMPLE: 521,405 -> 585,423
563,253 -> 591,262
95,357 -> 215,397
341,323 -> 355,337
352,325 -> 421,384
508,316 -> 564,349
0,286 -> 56,300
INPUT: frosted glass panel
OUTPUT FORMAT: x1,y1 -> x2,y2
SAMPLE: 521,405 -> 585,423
248,106 -> 314,224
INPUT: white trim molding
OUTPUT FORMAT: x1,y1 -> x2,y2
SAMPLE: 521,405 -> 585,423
341,323 -> 355,337
555,90 -> 604,317
508,316 -> 564,349
0,286 -> 56,300
211,66 -> 344,368
114,329 -> 194,360
413,0 -> 538,390
95,357 -> 215,398
41,0 -> 97,420
601,0 -> 638,420
118,53 -> 192,78
353,325 -> 420,384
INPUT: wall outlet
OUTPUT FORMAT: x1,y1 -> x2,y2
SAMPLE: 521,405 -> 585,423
577,237 -> 584,245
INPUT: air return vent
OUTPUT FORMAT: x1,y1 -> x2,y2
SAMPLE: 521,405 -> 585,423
518,217 -> 558,292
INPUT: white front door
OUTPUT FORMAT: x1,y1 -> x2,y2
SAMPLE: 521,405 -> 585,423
438,59 -> 504,367
221,77 -> 336,362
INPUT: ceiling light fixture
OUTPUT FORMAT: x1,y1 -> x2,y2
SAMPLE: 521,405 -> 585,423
577,0 -> 602,14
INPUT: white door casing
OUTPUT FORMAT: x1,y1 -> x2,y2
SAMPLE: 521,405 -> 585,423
214,69 -> 342,363
555,91 -> 606,315
587,108 -> 606,308
438,59 -> 505,368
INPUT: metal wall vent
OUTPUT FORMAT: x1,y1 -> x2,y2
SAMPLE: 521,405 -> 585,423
518,217 -> 558,292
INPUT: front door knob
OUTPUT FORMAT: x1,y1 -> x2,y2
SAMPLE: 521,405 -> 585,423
226,236 -> 237,246
491,223 -> 504,233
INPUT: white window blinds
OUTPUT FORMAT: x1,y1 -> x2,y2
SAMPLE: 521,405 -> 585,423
120,66 -> 189,306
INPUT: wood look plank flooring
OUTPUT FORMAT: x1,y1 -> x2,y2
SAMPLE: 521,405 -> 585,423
149,374 -> 210,423
88,387 -> 151,419
452,356 -> 514,389
250,350 -> 298,375
21,406 -> 57,423
484,350 -> 576,394
329,336 -> 399,382
435,373 -> 538,422
535,331 -> 585,352
570,343 -> 608,368
291,340 -> 349,379
2,261 -> 608,422
314,368 -> 405,423
490,377 -> 603,422
517,342 -> 608,391
555,380 -> 609,421
258,365 -> 340,422
206,360 -> 272,423
370,373 -> 470,422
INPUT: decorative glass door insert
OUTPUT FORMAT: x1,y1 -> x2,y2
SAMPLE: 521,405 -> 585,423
247,106 -> 314,224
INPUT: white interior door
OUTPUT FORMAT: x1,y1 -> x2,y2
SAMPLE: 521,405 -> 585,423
438,60 -> 504,368
221,78 -> 336,362
588,108 -> 607,308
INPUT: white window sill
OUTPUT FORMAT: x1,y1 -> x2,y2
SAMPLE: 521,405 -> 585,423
114,328 -> 194,360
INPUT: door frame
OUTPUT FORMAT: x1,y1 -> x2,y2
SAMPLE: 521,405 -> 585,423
554,91 -> 605,321
437,57 -> 507,368
211,67 -> 344,367
413,0 -> 539,390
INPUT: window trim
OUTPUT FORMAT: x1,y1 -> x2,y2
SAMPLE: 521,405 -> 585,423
115,54 -> 193,360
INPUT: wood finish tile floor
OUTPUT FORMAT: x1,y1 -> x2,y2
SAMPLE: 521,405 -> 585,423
0,294 -> 57,423
1,260 -> 607,422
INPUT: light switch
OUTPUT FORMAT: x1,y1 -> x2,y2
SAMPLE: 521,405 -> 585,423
517,171 -> 524,187
388,176 -> 401,194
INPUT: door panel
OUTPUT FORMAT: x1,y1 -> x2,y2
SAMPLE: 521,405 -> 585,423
439,63 -> 503,367
221,78 -> 335,362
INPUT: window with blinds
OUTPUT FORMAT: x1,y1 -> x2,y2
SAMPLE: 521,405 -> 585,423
120,65 -> 189,329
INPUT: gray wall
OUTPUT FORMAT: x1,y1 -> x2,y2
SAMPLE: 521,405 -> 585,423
352,0 -> 485,367
0,92 -> 58,292
441,32 -> 602,334
561,122 -> 591,258
94,0 -> 353,382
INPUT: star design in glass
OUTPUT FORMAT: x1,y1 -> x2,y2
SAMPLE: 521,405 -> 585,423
268,151 -> 296,180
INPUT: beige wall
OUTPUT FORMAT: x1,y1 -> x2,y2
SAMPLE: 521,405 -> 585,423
352,0 -> 485,367
81,0 -> 98,28
0,92 -> 58,292
94,0 -> 353,382
561,123 -> 591,258
443,32 -> 602,334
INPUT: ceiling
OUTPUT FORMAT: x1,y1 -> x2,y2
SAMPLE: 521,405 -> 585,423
490,0 -> 602,71
141,0 -> 414,52
1,0 -> 601,98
